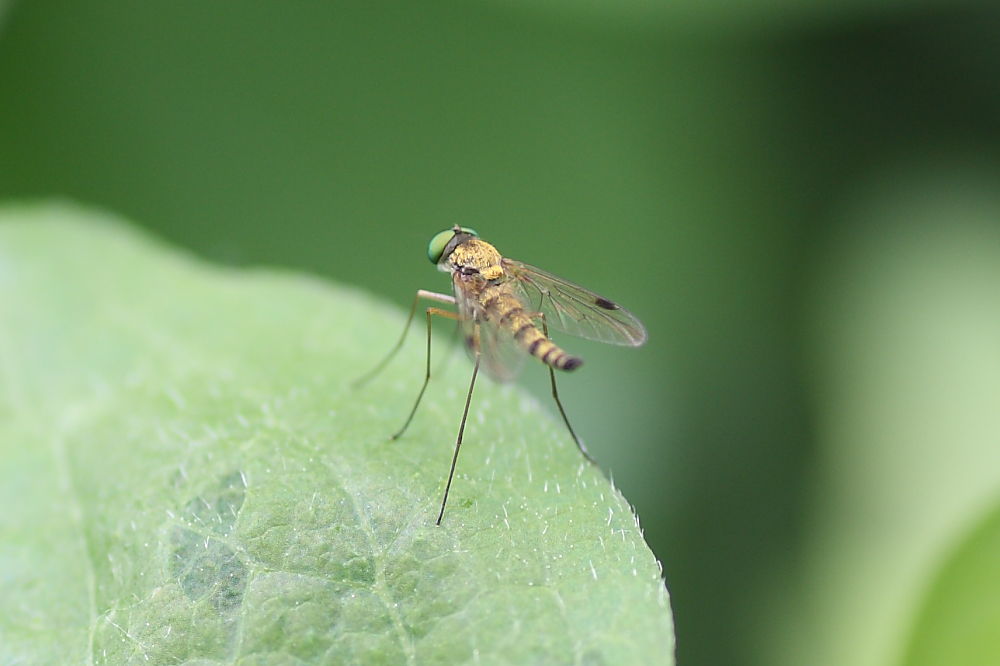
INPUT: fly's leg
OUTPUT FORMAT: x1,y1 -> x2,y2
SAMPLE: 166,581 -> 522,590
539,313 -> 597,464
353,289 -> 456,388
391,306 -> 459,440
437,342 -> 481,525
430,320 -> 462,375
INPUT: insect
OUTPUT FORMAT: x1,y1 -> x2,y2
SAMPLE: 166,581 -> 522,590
355,225 -> 647,524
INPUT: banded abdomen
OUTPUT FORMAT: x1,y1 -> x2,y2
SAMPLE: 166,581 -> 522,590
480,285 -> 582,371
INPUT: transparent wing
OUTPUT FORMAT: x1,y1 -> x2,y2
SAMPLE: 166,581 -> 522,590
453,276 -> 527,382
501,257 -> 647,347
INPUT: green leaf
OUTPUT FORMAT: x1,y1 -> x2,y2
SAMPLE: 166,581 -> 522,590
900,501 -> 1000,666
0,204 -> 674,665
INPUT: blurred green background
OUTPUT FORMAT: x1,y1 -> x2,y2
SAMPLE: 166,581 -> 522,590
2,1 -> 999,664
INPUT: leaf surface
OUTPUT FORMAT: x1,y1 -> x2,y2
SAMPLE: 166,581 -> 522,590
900,501 -> 1000,666
0,204 -> 673,665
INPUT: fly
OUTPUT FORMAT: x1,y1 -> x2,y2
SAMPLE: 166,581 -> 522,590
355,225 -> 647,524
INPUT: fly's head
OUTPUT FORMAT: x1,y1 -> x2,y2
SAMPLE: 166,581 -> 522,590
427,226 -> 504,281
428,225 -> 478,271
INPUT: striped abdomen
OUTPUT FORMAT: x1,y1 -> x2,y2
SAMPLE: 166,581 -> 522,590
482,288 -> 582,371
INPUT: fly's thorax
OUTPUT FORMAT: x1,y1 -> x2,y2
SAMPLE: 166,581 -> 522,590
447,238 -> 505,282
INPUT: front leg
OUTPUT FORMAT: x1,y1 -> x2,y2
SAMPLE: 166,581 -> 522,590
391,305 -> 459,440
353,289 -> 456,388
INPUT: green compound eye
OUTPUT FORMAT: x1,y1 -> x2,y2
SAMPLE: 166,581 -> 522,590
427,226 -> 479,264
427,229 -> 455,264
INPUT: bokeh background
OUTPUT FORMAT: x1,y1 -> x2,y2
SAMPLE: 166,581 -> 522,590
3,1 -> 999,664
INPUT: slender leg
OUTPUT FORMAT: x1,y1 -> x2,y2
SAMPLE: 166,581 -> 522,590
392,306 -> 458,440
539,315 -> 596,464
437,348 -> 481,525
353,289 -> 455,388
434,321 -> 462,376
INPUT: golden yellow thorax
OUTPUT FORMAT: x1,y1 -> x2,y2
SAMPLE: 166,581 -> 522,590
448,238 -> 505,281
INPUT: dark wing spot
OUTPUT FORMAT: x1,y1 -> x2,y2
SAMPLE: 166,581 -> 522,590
594,296 -> 619,310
